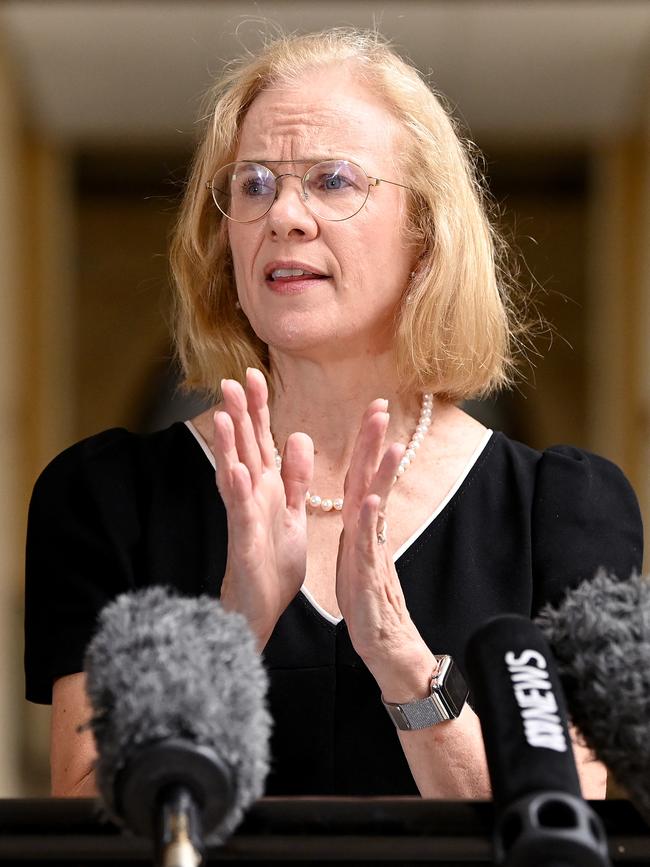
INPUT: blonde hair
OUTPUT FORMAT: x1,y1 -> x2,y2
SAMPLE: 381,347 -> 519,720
170,28 -> 527,401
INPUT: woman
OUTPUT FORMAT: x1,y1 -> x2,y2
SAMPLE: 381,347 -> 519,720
25,29 -> 642,799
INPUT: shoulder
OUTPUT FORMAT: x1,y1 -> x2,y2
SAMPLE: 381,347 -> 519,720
490,433 -> 643,608
32,423 -> 193,499
493,434 -> 641,525
488,432 -> 639,502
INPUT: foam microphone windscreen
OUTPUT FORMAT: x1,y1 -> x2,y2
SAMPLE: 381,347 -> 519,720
84,586 -> 271,844
537,569 -> 650,822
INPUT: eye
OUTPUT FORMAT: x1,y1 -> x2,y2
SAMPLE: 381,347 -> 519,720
309,161 -> 361,194
235,165 -> 275,198
322,172 -> 348,191
241,178 -> 273,196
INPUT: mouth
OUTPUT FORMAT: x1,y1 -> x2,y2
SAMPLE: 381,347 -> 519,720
268,268 -> 327,282
264,263 -> 331,293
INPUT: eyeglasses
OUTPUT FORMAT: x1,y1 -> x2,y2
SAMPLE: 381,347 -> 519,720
206,158 -> 412,223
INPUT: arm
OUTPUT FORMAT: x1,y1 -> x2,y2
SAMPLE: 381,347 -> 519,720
51,672 -> 98,797
335,404 -> 491,798
572,728 -> 607,799
334,410 -> 610,800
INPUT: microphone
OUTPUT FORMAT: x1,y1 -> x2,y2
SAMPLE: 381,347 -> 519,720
465,613 -> 611,867
84,586 -> 271,867
536,569 -> 650,824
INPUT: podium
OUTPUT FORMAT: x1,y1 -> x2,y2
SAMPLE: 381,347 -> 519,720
0,798 -> 648,865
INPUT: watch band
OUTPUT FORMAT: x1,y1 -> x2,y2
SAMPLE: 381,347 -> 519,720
381,655 -> 469,731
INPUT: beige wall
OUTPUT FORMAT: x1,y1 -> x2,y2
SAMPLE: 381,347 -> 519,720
0,29 -> 26,796
75,189 -> 173,440
588,132 -> 650,573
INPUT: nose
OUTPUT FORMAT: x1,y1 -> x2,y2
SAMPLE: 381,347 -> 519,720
266,173 -> 318,240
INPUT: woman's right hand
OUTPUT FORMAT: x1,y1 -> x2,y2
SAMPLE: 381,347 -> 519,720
213,368 -> 313,649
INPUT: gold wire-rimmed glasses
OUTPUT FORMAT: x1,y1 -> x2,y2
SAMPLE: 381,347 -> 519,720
206,158 -> 413,223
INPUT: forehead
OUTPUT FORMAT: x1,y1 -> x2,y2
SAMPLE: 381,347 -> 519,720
236,68 -> 401,168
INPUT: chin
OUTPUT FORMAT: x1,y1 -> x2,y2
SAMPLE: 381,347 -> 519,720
251,312 -> 339,353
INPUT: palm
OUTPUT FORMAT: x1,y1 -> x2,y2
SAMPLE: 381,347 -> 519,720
233,462 -> 307,607
212,370 -> 313,643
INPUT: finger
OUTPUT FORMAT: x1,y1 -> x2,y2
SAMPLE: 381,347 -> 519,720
356,492 -> 383,567
221,378 -> 263,485
227,462 -> 258,532
367,442 -> 406,514
213,413 -> 259,524
245,368 -> 277,471
212,410 -> 240,498
343,402 -> 389,514
281,432 -> 314,514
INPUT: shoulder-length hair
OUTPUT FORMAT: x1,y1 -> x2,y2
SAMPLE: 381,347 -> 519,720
170,28 -> 527,402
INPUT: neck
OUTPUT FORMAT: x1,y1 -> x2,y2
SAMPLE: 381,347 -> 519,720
268,348 -> 427,473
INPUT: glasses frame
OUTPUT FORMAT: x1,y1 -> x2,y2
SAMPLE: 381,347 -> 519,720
205,158 -> 413,223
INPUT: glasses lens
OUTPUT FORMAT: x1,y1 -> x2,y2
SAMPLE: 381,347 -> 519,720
211,162 -> 276,222
303,160 -> 369,220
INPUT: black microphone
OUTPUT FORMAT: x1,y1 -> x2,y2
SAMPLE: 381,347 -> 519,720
536,569 -> 650,824
465,614 -> 611,867
84,586 -> 271,867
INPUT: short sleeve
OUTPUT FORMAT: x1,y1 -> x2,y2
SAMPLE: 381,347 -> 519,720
24,429 -> 140,704
531,445 -> 643,614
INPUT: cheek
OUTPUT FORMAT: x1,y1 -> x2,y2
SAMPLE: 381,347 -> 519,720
227,227 -> 256,285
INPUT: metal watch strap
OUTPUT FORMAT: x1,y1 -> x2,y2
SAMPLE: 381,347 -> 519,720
381,655 -> 468,731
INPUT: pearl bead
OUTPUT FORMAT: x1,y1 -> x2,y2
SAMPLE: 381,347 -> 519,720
333,498 -> 343,511
405,448 -> 416,461
321,498 -> 333,512
397,465 -> 406,475
309,495 -> 322,508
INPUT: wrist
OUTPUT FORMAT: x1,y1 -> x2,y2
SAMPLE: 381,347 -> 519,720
219,577 -> 278,653
382,655 -> 470,731
368,643 -> 438,704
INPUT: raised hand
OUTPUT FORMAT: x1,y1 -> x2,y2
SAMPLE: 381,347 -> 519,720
213,368 -> 313,648
335,401 -> 435,695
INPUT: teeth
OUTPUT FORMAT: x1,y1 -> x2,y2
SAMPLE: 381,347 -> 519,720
271,268 -> 316,279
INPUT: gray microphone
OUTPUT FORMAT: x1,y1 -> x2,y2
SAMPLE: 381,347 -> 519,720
84,586 -> 271,866
536,569 -> 650,824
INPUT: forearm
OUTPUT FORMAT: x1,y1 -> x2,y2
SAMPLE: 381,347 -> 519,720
396,703 -> 490,798
54,769 -> 98,798
219,574 -> 278,652
371,645 -> 490,799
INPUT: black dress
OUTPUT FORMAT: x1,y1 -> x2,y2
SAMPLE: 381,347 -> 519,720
24,423 -> 643,795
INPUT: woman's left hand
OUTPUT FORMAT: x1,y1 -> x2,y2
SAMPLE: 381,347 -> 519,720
335,401 -> 436,696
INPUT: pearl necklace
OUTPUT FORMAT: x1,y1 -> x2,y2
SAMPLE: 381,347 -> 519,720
272,393 -> 433,512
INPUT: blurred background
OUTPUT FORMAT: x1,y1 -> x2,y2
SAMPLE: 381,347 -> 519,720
0,0 -> 648,796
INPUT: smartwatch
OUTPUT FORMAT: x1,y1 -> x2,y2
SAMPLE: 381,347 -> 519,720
381,655 -> 469,730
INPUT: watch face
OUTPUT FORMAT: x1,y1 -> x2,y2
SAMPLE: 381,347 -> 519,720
443,659 -> 470,716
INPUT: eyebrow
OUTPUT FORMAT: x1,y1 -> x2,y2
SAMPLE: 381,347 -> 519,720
240,157 -> 354,166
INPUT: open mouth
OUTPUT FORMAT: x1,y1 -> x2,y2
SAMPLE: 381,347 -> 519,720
267,268 -> 328,282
